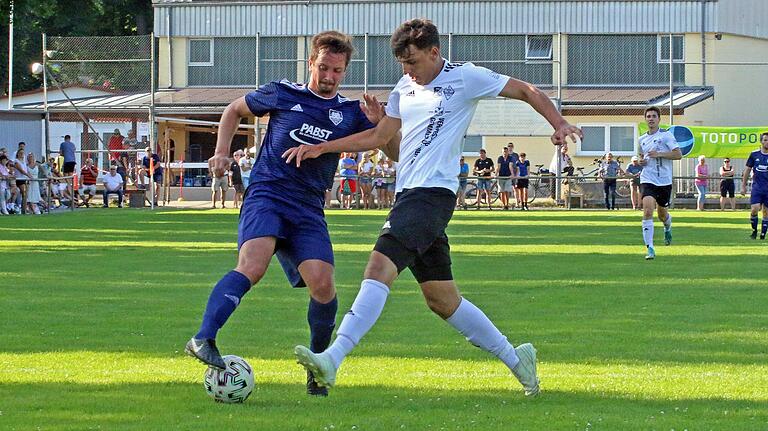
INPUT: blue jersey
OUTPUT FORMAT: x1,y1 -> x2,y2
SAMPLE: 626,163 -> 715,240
245,80 -> 375,205
746,149 -> 768,192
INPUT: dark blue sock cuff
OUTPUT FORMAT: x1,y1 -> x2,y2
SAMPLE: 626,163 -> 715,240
308,296 -> 338,323
223,270 -> 252,295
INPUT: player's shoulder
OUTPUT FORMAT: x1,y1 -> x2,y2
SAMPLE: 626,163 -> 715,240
443,60 -> 466,73
275,79 -> 304,91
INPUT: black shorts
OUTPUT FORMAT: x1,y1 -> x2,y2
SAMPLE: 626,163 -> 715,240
515,178 -> 529,189
720,180 -> 735,198
373,187 -> 456,283
641,183 -> 672,208
63,162 -> 76,174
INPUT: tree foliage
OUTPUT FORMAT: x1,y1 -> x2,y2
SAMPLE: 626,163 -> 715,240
0,0 -> 152,96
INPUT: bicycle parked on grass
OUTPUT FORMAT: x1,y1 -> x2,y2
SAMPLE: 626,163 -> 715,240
525,164 -> 556,204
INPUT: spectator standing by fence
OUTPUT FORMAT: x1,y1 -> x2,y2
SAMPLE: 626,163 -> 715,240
457,156 -> 469,209
626,156 -> 643,210
230,150 -> 244,209
59,135 -> 77,201
497,147 -> 515,210
474,149 -> 494,209
506,143 -> 521,206
515,153 -> 531,210
695,155 -> 709,211
339,152 -> 358,209
358,152 -> 376,209
719,158 -> 736,211
25,153 -> 42,214
599,152 -> 623,210
140,147 -> 163,206
13,148 -> 30,214
240,150 -> 253,189
210,163 -> 229,209
0,154 -> 10,215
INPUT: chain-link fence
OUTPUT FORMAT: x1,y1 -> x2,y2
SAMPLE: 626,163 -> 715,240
39,34 -> 158,208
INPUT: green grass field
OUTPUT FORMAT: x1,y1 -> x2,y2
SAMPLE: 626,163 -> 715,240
1,208 -> 767,430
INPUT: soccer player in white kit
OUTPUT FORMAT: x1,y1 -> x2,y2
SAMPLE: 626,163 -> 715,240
638,107 -> 682,260
284,18 -> 582,396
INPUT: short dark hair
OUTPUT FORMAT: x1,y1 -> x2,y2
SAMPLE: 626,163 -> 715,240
64,135 -> 71,140
761,132 -> 768,141
391,18 -> 440,58
520,152 -> 527,157
309,31 -> 354,67
479,149 -> 486,153
644,106 -> 661,117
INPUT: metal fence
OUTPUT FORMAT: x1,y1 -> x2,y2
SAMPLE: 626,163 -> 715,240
19,20 -> 767,212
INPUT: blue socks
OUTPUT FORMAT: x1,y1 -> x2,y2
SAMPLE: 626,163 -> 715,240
751,215 -> 759,231
196,271 -> 252,339
308,296 -> 338,353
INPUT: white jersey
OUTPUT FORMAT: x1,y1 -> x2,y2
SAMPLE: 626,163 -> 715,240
638,129 -> 679,186
385,61 -> 509,193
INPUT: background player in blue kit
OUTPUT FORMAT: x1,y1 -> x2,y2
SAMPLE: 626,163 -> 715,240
741,132 -> 768,239
184,31 -> 396,396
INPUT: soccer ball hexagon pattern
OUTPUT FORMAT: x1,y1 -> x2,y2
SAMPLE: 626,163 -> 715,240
203,355 -> 255,403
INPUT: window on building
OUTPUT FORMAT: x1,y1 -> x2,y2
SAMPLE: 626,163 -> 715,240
452,34 -> 551,85
526,35 -> 553,60
568,34 -> 684,85
462,136 -> 484,156
189,39 -> 214,66
657,35 -> 684,63
259,37 -> 298,85
576,124 -> 636,156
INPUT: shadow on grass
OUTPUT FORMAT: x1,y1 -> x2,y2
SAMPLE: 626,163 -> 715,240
1,382 -> 766,430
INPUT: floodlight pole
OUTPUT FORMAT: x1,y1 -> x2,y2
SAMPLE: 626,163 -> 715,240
42,34 -> 51,161
7,0 -> 13,110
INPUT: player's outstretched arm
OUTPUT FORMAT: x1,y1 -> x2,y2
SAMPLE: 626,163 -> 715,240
210,97 -> 252,176
498,78 -> 582,146
283,116 -> 402,167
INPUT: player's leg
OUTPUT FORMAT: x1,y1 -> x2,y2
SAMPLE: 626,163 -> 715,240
603,180 -> 611,209
295,249 -> 399,388
186,236 -> 275,369
412,239 -> 539,396
641,185 -> 656,259
656,185 -> 672,246
749,203 -> 760,239
761,204 -> 768,240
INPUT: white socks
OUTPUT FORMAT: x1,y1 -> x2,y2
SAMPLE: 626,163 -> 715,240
663,213 -> 672,231
325,279 -> 390,368
446,298 -> 520,371
642,218 -> 654,248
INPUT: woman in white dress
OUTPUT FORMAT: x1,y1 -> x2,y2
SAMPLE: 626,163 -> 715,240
25,153 -> 42,214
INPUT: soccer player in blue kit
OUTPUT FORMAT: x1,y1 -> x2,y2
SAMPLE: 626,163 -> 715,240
741,132 -> 768,239
184,31 -> 396,396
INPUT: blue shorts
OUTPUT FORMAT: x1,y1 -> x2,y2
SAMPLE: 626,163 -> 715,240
751,188 -> 768,206
477,178 -> 492,190
238,187 -> 333,288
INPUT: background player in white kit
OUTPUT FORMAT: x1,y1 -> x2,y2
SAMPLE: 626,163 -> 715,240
284,18 -> 582,396
638,106 -> 682,260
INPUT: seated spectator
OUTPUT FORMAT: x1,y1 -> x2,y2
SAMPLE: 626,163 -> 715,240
102,165 -> 124,208
79,158 -> 99,208
3,160 -> 20,214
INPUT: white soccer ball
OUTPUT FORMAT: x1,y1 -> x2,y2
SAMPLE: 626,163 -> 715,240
203,355 -> 255,403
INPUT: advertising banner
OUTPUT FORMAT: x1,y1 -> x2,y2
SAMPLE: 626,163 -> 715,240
638,124 -> 767,158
